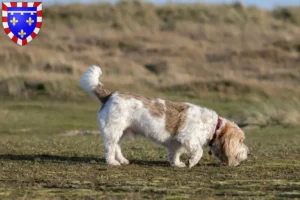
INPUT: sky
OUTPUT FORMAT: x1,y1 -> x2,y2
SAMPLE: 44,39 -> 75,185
1,0 -> 300,9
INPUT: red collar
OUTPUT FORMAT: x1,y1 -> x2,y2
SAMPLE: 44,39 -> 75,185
209,118 -> 222,147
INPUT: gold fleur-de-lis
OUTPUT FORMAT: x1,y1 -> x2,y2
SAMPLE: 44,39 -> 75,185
18,29 -> 26,38
10,17 -> 18,26
26,17 -> 34,26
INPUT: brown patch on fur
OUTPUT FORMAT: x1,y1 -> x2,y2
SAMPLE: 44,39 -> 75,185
119,93 -> 189,135
119,93 -> 165,118
93,85 -> 112,104
149,101 -> 165,117
218,122 -> 245,166
165,101 -> 189,135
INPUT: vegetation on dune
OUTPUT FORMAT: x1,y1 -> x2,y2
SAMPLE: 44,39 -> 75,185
43,1 -> 300,27
0,1 -> 300,101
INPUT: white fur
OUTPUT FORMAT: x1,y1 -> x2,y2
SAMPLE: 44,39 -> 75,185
79,66 -> 248,168
96,94 -> 219,168
79,65 -> 102,96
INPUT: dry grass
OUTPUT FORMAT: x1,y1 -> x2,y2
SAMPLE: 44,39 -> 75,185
0,1 -> 300,100
230,102 -> 300,127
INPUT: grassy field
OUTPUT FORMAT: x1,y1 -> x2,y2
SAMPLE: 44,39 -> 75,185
0,99 -> 299,199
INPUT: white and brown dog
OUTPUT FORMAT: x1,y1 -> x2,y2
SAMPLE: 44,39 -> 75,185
79,66 -> 250,168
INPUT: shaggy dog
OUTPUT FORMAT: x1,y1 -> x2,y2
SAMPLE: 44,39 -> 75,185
79,66 -> 250,168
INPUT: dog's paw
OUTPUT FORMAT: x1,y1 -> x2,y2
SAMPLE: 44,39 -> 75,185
172,162 -> 186,168
119,158 -> 130,165
107,160 -> 121,166
188,159 -> 198,168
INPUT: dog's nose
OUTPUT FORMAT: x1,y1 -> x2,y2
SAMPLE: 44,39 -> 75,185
247,151 -> 251,156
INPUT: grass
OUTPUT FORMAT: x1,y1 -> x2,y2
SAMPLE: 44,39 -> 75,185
0,100 -> 299,199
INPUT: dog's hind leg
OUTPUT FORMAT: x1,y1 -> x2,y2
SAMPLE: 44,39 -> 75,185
114,129 -> 130,165
101,125 -> 126,166
115,144 -> 129,165
103,135 -> 121,166
99,104 -> 130,166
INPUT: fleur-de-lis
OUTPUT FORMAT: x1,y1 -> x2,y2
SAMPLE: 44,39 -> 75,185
26,17 -> 34,26
10,17 -> 18,26
18,29 -> 26,38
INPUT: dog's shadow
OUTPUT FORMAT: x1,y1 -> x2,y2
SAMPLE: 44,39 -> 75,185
0,154 -> 169,167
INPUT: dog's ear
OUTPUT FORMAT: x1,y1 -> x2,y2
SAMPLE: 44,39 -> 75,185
218,122 -> 243,166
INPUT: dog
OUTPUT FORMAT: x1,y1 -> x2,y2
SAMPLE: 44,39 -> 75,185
79,66 -> 250,168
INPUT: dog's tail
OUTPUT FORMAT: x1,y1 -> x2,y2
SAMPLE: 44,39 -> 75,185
79,65 -> 112,103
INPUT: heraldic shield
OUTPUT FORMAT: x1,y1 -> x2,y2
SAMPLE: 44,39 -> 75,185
2,2 -> 42,46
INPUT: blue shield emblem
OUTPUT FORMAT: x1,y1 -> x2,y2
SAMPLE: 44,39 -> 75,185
2,2 -> 42,46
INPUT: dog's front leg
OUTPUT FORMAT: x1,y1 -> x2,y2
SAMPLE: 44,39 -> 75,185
188,145 -> 203,168
168,148 -> 186,168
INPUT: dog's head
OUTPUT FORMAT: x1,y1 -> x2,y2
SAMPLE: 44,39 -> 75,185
210,120 -> 250,166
